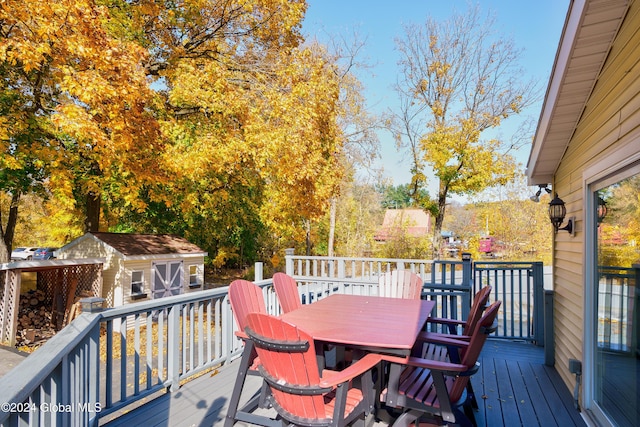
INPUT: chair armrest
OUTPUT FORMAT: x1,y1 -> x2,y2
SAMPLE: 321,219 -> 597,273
381,354 -> 469,375
428,317 -> 466,327
415,331 -> 471,348
235,331 -> 248,339
319,353 -> 382,388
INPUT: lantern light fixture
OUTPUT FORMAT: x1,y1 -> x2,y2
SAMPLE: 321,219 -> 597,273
549,194 -> 574,235
597,196 -> 607,223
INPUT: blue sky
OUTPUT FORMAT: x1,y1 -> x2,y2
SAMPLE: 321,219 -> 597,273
301,1 -> 570,189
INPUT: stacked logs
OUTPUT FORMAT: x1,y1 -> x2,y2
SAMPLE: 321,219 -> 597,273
16,290 -> 56,347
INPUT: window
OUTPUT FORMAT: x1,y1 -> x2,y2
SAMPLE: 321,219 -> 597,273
131,271 -> 145,298
189,265 -> 200,287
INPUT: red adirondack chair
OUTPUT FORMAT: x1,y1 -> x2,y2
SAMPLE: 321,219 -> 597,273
273,272 -> 344,368
245,312 -> 382,427
381,301 -> 502,427
273,272 -> 302,313
378,270 -> 423,300
225,280 -> 279,427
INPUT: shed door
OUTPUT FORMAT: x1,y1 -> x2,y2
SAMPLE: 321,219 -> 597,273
152,261 -> 184,298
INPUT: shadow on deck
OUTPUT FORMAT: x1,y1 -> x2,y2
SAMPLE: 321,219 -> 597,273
101,340 -> 586,427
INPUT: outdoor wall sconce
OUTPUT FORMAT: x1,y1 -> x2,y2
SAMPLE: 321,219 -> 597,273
549,194 -> 574,235
597,196 -> 607,223
530,184 -> 552,202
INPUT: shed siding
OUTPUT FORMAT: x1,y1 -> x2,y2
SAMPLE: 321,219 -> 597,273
123,259 -> 153,304
57,235 -> 205,309
120,256 -> 204,303
552,3 -> 640,390
56,236 -> 121,306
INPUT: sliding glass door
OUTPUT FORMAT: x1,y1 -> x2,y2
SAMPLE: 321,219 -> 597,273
592,168 -> 640,427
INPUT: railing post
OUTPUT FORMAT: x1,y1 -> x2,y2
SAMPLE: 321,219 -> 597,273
544,290 -> 555,366
254,262 -> 263,281
167,304 -> 181,392
461,253 -> 472,315
285,248 -> 295,275
337,258 -> 345,280
532,262 -> 545,346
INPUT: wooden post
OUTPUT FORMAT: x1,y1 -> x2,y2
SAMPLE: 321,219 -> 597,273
544,290 -> 555,366
285,248 -> 295,276
63,277 -> 78,326
2,270 -> 21,346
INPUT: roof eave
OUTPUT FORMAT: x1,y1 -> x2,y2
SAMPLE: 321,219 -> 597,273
526,0 -> 629,185
526,0 -> 586,186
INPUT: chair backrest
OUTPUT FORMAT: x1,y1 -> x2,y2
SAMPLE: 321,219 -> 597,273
462,286 -> 492,335
378,270 -> 423,299
228,279 -> 267,333
449,300 -> 501,402
273,272 -> 302,313
245,312 -> 327,422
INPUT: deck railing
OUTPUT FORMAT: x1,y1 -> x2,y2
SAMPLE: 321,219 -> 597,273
597,264 -> 639,353
473,261 -> 545,343
0,256 -> 546,426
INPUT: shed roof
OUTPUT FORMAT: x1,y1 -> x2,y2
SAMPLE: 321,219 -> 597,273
89,233 -> 205,257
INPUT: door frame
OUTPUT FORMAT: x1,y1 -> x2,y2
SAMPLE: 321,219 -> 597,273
152,260 -> 184,299
582,141 -> 640,426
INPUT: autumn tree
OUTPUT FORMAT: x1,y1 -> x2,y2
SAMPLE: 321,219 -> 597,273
301,32 -> 381,257
101,1 -> 352,265
2,0 -> 345,267
0,0 -> 164,262
392,5 -> 536,257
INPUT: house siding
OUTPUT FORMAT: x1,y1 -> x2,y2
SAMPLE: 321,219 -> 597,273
552,2 -> 640,391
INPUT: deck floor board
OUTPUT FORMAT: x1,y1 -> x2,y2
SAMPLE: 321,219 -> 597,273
102,340 -> 587,427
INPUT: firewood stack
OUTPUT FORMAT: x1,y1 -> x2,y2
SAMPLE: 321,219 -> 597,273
15,288 -> 94,348
16,290 -> 56,348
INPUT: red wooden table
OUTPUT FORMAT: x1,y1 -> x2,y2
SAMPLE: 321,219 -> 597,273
280,294 -> 435,357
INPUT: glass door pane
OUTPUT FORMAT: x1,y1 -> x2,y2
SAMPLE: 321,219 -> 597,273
595,173 -> 640,427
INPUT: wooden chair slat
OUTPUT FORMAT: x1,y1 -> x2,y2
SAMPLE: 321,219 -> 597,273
378,270 -> 423,300
273,272 -> 302,313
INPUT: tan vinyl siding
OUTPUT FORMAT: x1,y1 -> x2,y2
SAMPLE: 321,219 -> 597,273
57,237 -> 119,305
184,258 -> 205,292
552,2 -> 640,390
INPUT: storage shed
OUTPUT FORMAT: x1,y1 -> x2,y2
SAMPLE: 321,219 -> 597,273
56,233 -> 208,308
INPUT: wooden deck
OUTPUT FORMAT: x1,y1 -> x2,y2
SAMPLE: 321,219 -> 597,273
101,340 -> 587,427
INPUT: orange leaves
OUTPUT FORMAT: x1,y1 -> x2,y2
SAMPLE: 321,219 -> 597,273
2,0 -> 349,262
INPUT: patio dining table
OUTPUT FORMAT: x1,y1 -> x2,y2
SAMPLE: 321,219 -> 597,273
280,293 -> 435,358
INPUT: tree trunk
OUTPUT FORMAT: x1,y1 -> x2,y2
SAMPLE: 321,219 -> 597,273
84,191 -> 101,232
0,192 -> 21,263
305,220 -> 311,256
328,197 -> 336,257
432,188 -> 448,259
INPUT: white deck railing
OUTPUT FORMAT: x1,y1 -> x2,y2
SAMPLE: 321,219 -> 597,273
0,256 -> 547,426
